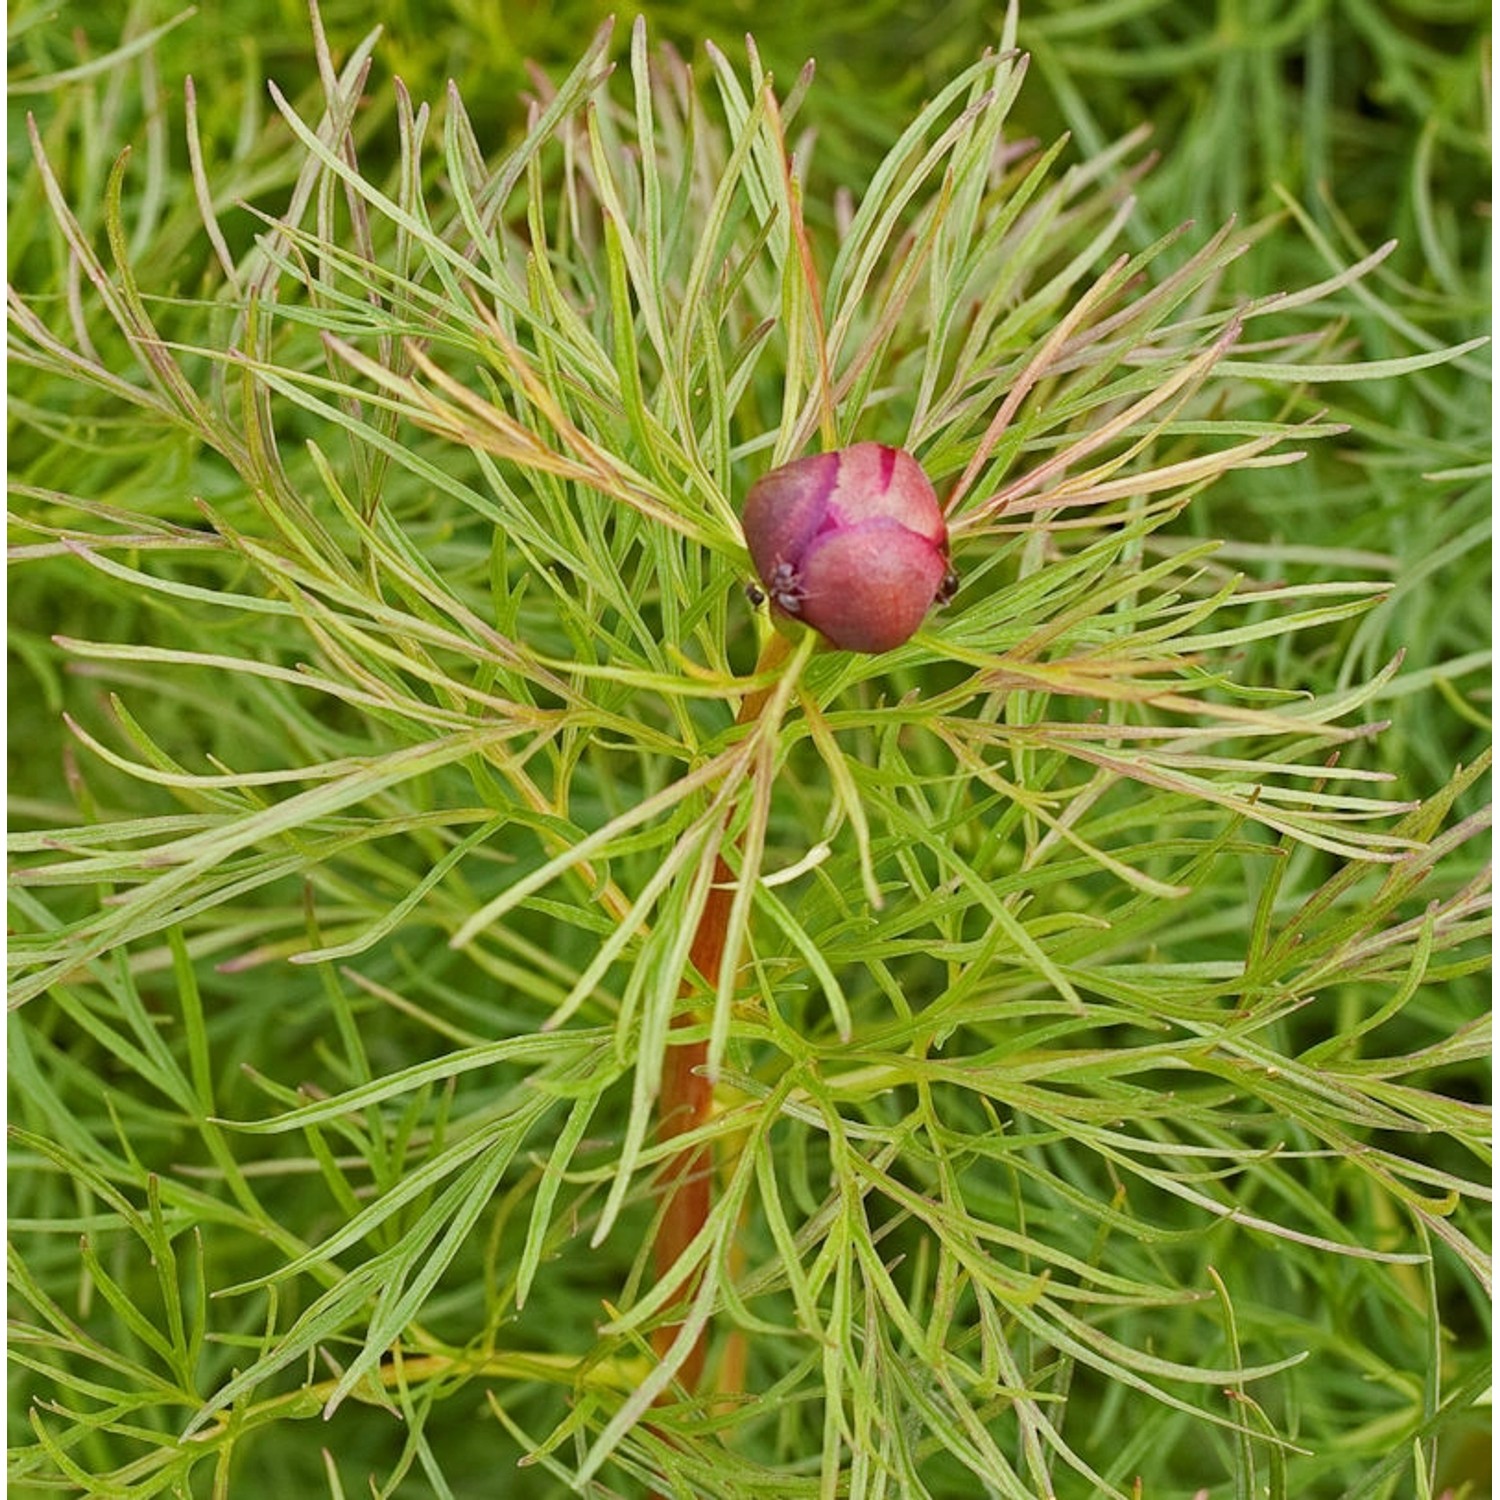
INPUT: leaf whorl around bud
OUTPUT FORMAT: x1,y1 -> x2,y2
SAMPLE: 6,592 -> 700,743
742,443 -> 952,654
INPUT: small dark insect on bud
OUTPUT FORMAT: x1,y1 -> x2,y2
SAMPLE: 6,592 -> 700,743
741,443 -> 954,654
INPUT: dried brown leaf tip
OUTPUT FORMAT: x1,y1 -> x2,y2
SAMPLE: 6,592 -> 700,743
743,443 -> 955,654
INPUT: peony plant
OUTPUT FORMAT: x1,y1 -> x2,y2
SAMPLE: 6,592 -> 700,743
7,6 -> 1489,1498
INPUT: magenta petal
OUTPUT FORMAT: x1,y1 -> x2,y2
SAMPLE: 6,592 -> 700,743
799,520 -> 948,653
742,451 -> 839,580
825,443 -> 946,548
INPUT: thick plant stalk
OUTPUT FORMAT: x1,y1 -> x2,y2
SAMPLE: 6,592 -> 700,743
651,854 -> 734,1389
651,634 -> 790,1388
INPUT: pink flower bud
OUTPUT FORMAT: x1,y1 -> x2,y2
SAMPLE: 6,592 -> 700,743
742,443 -> 954,654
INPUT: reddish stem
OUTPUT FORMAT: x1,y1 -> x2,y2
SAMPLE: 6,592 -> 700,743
650,633 -> 790,1391
651,855 -> 735,1387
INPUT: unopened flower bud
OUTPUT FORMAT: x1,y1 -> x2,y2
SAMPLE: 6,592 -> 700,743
742,443 -> 953,654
